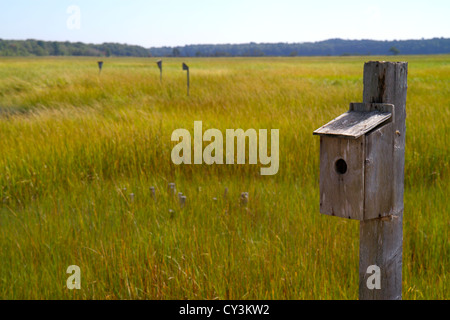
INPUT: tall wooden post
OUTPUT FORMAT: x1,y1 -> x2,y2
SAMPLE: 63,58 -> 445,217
186,68 -> 190,96
182,63 -> 190,96
359,61 -> 408,300
156,60 -> 162,82
97,61 -> 103,75
314,61 -> 408,300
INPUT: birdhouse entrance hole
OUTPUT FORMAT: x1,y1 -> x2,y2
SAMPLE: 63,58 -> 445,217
335,158 -> 347,174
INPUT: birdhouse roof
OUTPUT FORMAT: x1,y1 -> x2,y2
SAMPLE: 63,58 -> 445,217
313,108 -> 392,139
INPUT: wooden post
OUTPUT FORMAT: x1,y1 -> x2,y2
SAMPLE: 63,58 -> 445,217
156,60 -> 162,82
313,61 -> 407,300
187,68 -> 190,96
97,61 -> 103,75
182,63 -> 189,96
359,61 -> 408,300
149,186 -> 156,200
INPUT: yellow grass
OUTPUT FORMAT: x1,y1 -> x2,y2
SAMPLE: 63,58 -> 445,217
0,55 -> 448,299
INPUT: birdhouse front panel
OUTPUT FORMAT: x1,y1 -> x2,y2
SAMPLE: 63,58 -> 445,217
319,135 -> 365,220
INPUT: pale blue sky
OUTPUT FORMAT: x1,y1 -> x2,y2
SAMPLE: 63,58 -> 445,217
1,0 -> 449,47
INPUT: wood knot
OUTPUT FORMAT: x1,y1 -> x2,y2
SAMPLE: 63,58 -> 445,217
380,215 -> 399,222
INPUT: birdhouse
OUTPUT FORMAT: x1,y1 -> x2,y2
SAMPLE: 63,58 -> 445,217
313,103 -> 396,221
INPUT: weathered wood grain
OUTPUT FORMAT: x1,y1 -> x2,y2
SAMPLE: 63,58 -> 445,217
350,103 -> 395,123
359,61 -> 407,300
313,109 -> 391,139
319,135 -> 365,220
359,215 -> 403,299
364,122 -> 394,220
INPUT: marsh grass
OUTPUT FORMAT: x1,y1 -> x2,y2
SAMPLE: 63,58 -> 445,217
0,55 -> 448,299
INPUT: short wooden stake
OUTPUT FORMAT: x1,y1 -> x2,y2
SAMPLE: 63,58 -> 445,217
240,192 -> 248,207
179,195 -> 186,208
168,182 -> 176,196
149,186 -> 156,199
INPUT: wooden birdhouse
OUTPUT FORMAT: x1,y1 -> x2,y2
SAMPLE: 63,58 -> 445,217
313,102 -> 396,221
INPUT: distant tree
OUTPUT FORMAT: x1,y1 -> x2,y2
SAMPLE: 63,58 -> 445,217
172,48 -> 181,57
389,46 -> 400,55
52,42 -> 62,55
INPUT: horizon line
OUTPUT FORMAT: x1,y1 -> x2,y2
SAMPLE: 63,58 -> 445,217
0,36 -> 448,49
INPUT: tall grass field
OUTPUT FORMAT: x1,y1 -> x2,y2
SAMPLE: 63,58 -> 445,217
0,55 -> 448,299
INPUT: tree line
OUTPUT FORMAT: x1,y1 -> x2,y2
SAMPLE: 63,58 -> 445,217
0,38 -> 448,57
0,39 -> 150,57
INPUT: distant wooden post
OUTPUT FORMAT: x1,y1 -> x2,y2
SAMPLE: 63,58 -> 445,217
156,60 -> 162,82
182,62 -> 189,96
313,61 -> 407,300
97,61 -> 103,75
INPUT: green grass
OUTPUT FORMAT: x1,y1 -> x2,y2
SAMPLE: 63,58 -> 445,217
0,55 -> 448,299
